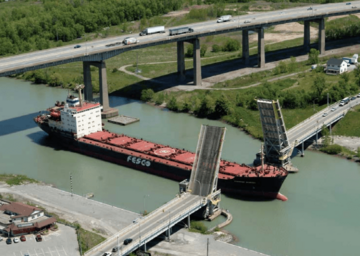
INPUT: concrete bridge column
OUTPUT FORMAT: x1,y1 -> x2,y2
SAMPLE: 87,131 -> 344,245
192,38 -> 202,86
257,27 -> 265,68
187,215 -> 190,228
83,62 -> 93,102
318,18 -> 325,55
177,41 -> 186,81
242,30 -> 249,65
304,20 -> 310,52
301,142 -> 304,157
87,61 -> 118,119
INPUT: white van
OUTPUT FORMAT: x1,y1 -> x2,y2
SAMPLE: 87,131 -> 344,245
123,37 -> 139,45
339,97 -> 350,106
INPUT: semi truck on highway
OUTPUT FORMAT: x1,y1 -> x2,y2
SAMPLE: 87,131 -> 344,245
169,27 -> 194,36
123,37 -> 139,45
139,26 -> 165,36
217,15 -> 232,23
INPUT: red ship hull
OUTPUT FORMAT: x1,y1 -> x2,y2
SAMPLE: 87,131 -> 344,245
35,121 -> 288,201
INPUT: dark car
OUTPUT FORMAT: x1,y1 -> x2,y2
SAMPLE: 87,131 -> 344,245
112,245 -> 121,252
74,45 -> 81,49
20,235 -> 26,242
351,96 -> 356,101
6,238 -> 12,244
36,234 -> 42,242
346,2 -> 351,5
123,238 -> 133,245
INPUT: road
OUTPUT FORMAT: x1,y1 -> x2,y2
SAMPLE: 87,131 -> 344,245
87,193 -> 204,256
1,1 -> 360,76
287,96 -> 360,146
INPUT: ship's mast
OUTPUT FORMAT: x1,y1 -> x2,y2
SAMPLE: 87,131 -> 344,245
74,84 -> 85,107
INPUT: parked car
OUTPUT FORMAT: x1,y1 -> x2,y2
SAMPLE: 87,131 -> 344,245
13,237 -> 20,243
124,238 -> 133,245
6,238 -> 12,244
322,112 -> 328,117
36,234 -> 42,242
74,45 -> 81,49
20,235 -> 26,242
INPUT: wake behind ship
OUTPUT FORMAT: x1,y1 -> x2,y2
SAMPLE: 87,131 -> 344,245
34,92 -> 288,201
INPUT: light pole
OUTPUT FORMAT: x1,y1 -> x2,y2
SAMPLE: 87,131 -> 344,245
143,194 -> 149,215
117,236 -> 120,256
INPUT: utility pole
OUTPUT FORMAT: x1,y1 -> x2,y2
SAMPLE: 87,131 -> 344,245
70,172 -> 73,197
207,238 -> 209,256
327,93 -> 329,108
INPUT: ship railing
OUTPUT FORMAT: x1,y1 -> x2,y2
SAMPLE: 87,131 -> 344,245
121,198 -> 205,256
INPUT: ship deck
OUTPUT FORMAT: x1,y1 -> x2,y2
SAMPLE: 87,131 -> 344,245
79,131 -> 287,179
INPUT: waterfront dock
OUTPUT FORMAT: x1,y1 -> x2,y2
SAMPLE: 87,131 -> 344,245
108,115 -> 139,125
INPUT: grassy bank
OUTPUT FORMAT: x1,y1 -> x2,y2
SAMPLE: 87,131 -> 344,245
0,174 -> 38,186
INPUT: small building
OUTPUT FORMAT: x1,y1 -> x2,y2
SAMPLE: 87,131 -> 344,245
0,201 -> 56,236
326,58 -> 347,75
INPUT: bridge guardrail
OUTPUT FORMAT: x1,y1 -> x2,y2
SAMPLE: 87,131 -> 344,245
121,198 -> 205,256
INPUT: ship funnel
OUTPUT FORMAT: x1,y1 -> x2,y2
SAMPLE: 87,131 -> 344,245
75,84 -> 85,107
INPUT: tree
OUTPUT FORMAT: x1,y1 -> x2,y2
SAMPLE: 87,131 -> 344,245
340,72 -> 350,83
200,44 -> 207,57
49,73 -> 63,87
186,45 -> 193,57
212,44 -> 221,53
222,38 -> 240,52
312,74 -> 326,99
308,48 -> 319,64
167,96 -> 179,111
140,89 -> 154,101
214,94 -> 231,118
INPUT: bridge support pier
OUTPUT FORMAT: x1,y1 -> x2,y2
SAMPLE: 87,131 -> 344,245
318,18 -> 325,55
144,242 -> 147,252
304,20 -> 310,52
177,41 -> 186,81
83,62 -> 93,102
83,61 -> 118,119
330,124 -> 332,135
192,38 -> 202,86
187,215 -> 190,228
257,27 -> 265,68
242,30 -> 249,65
301,142 -> 304,157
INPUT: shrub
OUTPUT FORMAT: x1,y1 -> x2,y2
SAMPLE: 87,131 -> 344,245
320,144 -> 342,155
212,44 -> 221,53
167,96 -> 179,111
186,45 -> 193,57
222,38 -> 240,52
140,89 -> 154,102
200,44 -> 207,57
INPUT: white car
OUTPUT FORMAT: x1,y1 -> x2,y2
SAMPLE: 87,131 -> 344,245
331,106 -> 339,112
101,252 -> 112,256
357,93 -> 360,98
322,112 -> 328,117
13,237 -> 20,243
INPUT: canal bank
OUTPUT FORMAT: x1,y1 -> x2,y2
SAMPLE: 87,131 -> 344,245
1,77 -> 360,256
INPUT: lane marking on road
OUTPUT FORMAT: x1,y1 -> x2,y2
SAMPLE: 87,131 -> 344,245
62,246 -> 68,256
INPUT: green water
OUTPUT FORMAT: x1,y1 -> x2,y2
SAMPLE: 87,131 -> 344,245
0,77 -> 359,256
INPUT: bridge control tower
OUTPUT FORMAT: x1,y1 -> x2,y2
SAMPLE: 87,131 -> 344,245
257,99 -> 293,167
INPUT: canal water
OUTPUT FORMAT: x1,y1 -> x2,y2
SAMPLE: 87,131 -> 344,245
0,77 -> 359,256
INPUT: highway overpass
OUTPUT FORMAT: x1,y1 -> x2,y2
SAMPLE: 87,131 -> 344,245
1,2 -> 360,117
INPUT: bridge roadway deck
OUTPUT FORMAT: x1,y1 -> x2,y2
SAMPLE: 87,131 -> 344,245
1,2 -> 360,76
287,97 -> 360,148
84,193 -> 205,256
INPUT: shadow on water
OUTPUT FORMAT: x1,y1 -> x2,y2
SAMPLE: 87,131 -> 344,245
27,131 -> 63,151
0,112 -> 39,136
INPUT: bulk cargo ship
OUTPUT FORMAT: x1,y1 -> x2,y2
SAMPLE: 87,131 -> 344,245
34,92 -> 288,201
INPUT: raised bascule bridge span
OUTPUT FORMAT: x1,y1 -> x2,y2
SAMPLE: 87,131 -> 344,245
257,98 -> 360,169
84,125 -> 225,256
1,2 -> 360,117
